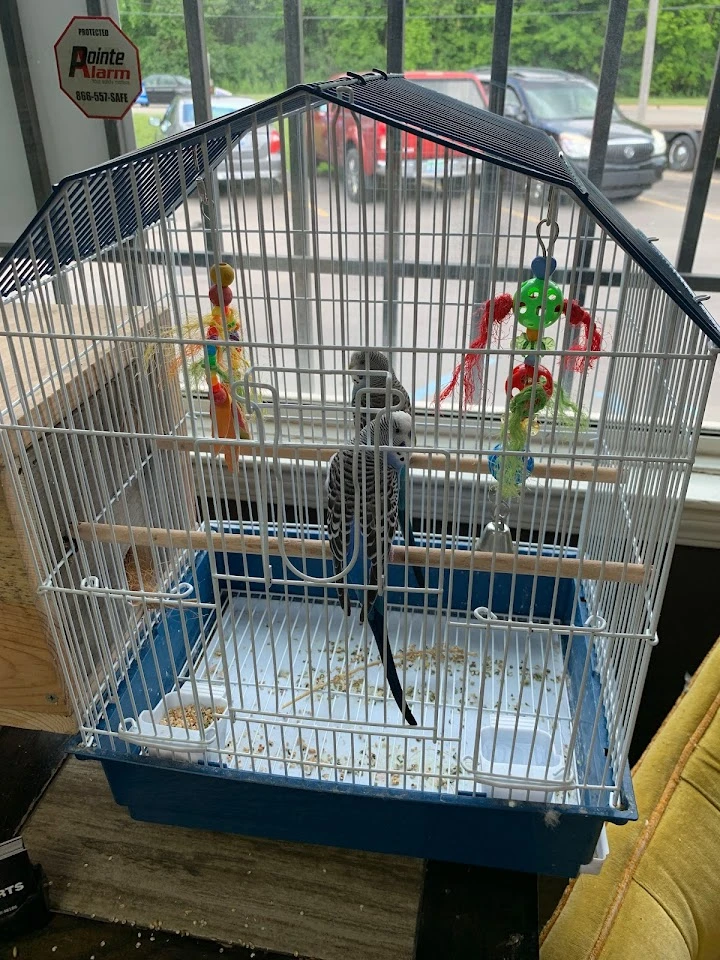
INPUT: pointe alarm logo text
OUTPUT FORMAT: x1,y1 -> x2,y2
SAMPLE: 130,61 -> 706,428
55,16 -> 141,120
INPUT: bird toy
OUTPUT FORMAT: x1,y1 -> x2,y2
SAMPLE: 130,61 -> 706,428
438,219 -> 603,498
159,262 -> 251,470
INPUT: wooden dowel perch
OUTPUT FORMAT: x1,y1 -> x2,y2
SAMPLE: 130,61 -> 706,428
156,437 -> 618,485
77,523 -> 647,585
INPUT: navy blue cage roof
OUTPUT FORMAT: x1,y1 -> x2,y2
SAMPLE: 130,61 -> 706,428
1,71 -> 718,346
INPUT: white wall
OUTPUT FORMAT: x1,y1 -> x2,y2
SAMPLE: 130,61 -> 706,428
0,40 -> 39,248
18,0 -> 113,185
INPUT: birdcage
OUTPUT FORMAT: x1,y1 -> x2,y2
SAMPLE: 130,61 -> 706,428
0,72 -> 718,876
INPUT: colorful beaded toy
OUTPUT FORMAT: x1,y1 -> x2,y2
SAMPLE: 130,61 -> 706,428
439,221 -> 602,498
155,262 -> 251,470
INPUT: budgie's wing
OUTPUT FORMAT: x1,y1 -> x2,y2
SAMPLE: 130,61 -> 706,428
361,453 -> 399,621
326,450 -> 355,615
398,465 -> 425,590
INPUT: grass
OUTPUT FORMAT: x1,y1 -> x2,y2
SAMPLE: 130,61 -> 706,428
617,96 -> 706,107
131,107 -> 164,149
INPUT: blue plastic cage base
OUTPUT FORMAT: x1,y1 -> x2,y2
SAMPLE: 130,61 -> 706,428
77,523 -> 637,876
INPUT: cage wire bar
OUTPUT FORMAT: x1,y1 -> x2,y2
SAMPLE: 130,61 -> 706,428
0,75 -> 716,824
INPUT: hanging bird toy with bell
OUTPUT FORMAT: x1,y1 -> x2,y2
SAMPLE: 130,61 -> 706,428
439,214 -> 603,500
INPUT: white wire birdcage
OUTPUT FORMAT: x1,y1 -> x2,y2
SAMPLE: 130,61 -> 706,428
0,72 -> 717,872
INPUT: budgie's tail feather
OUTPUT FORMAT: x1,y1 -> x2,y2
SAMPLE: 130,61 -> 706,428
367,603 -> 417,726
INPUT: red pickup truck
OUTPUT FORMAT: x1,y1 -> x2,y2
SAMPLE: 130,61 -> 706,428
313,71 -> 489,202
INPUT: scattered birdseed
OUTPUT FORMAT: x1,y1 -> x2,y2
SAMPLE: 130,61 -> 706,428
299,910 -> 304,916
136,944 -> 141,949
100,941 -> 106,947
108,856 -> 113,861
52,948 -> 57,953
12,948 -> 17,958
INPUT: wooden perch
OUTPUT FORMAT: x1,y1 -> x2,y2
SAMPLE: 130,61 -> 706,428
76,522 -> 647,585
155,437 -> 619,485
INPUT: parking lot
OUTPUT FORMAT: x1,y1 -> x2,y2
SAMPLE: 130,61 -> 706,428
173,164 -> 719,423
621,168 -> 720,278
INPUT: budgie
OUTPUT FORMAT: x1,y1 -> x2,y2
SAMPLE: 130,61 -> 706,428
326,410 -> 417,725
348,349 -> 412,431
347,349 -> 425,592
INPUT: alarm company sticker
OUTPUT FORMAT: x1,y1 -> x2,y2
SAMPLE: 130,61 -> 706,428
54,16 -> 141,120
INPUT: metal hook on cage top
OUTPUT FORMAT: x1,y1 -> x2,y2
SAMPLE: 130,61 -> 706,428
535,210 -> 560,277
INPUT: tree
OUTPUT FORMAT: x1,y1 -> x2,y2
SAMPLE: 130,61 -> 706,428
119,0 -> 719,101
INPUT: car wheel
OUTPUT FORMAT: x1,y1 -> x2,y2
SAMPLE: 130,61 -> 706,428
344,146 -> 371,203
668,134 -> 696,172
610,191 -> 643,203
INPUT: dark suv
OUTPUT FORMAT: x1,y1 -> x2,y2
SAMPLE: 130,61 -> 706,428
472,67 -> 667,200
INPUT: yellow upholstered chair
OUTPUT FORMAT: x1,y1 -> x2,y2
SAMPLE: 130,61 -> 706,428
541,638 -> 720,960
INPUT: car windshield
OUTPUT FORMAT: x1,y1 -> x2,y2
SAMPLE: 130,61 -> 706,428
522,79 -> 621,122
412,78 -> 486,109
181,100 -> 254,124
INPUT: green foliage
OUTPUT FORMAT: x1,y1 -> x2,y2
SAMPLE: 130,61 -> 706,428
119,0 -> 720,100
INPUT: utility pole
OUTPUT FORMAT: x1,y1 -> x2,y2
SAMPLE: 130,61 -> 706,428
383,0 -> 405,346
637,0 -> 661,124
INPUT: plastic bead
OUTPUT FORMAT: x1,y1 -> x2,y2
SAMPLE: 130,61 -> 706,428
488,442 -> 535,485
505,362 -> 554,399
212,382 -> 228,404
209,284 -> 233,307
209,263 -> 235,287
513,276 -> 563,330
530,255 -> 557,279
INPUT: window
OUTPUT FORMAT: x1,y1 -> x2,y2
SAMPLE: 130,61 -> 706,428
411,78 -> 486,110
504,87 -> 523,117
521,79 -> 621,122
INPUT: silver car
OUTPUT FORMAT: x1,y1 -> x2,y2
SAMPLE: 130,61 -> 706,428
152,96 -> 282,189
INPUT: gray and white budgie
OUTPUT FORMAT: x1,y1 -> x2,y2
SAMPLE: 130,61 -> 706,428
348,349 -> 412,432
325,410 -> 417,725
347,349 -> 425,596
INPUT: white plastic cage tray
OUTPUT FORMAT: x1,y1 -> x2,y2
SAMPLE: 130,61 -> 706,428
119,683 -> 230,764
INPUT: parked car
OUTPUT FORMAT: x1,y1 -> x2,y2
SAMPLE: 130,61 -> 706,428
151,96 -> 282,188
135,82 -> 149,107
143,74 -> 192,104
658,129 -> 719,172
313,71 -> 485,202
471,67 -> 666,200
